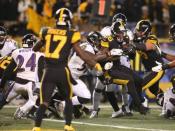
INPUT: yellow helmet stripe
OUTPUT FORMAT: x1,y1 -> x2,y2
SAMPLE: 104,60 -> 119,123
59,8 -> 65,23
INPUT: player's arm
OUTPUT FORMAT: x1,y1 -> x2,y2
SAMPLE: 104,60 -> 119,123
134,35 -> 159,51
33,27 -> 48,52
161,51 -> 175,61
73,43 -> 98,67
84,50 -> 109,62
72,32 -> 102,72
38,55 -> 45,82
33,40 -> 45,52
0,59 -> 17,90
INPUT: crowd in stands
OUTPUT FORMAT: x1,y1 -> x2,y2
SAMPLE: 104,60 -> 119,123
0,0 -> 175,37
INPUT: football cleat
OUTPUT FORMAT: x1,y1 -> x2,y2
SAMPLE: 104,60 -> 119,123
121,105 -> 133,116
14,107 -> 26,119
64,125 -> 75,131
111,109 -> 124,118
89,108 -> 100,119
32,127 -> 41,131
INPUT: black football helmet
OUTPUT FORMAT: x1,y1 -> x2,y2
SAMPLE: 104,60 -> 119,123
112,13 -> 127,25
87,31 -> 103,50
0,26 -> 7,45
169,24 -> 175,41
55,8 -> 73,28
22,34 -> 37,48
111,21 -> 126,42
135,20 -> 152,41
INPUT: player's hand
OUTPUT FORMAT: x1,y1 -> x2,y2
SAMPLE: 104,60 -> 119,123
152,61 -> 162,72
110,49 -> 123,56
94,63 -> 103,76
104,62 -> 113,70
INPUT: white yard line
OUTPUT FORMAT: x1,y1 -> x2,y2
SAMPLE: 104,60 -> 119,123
4,105 -> 161,109
44,119 -> 172,131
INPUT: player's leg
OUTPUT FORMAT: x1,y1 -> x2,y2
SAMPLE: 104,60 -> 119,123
90,77 -> 104,118
105,84 -> 123,118
120,85 -> 132,115
142,71 -> 164,99
57,67 -> 74,130
0,83 -> 18,109
72,79 -> 91,105
109,67 -> 148,115
15,82 -> 38,119
33,69 -> 56,130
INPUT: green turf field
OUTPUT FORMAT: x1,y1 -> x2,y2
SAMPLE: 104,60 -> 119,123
0,106 -> 175,131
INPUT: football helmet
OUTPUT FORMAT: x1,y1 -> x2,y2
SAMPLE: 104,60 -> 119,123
169,24 -> 175,41
111,21 -> 126,42
134,20 -> 152,40
0,26 -> 7,45
112,13 -> 127,25
22,34 -> 37,48
55,8 -> 73,28
87,31 -> 103,50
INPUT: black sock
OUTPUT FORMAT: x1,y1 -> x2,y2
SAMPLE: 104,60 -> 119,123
64,99 -> 73,126
35,104 -> 47,127
106,92 -> 119,112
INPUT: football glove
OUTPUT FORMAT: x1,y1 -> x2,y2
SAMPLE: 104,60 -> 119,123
110,49 -> 123,56
152,61 -> 162,72
104,62 -> 113,70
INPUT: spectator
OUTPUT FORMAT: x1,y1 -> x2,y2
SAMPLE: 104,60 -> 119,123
123,0 -> 145,22
43,0 -> 56,18
18,0 -> 36,23
78,0 -> 92,23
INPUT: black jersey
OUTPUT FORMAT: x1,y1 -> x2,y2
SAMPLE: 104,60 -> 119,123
0,56 -> 13,78
133,35 -> 163,71
39,26 -> 81,67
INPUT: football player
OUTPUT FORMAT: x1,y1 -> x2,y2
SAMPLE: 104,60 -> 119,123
156,88 -> 175,118
32,8 -> 102,131
0,26 -> 17,57
152,24 -> 175,88
91,21 -> 148,117
132,20 -> 164,99
0,34 -> 44,120
0,26 -> 17,83
55,32 -> 99,118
